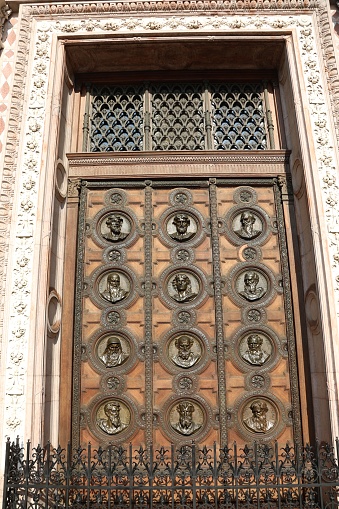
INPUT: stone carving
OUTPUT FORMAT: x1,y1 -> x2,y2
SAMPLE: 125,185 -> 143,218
100,272 -> 129,303
170,400 -> 202,435
170,334 -> 201,368
167,213 -> 197,242
239,271 -> 266,301
233,210 -> 262,240
101,213 -> 130,242
240,333 -> 271,366
97,401 -> 130,434
0,3 -> 12,50
169,273 -> 198,303
243,399 -> 275,433
99,336 -> 129,368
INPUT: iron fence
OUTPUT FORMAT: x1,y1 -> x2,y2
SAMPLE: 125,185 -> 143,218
3,439 -> 339,509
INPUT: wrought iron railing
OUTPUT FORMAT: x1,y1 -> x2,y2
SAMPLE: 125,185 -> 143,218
3,439 -> 339,508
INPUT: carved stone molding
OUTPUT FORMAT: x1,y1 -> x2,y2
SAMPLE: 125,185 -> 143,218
0,2 -> 11,50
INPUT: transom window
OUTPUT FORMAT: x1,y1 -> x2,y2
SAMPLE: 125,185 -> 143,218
86,82 -> 274,152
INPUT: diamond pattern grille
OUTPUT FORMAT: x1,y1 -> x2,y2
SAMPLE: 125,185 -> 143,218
90,85 -> 144,152
211,83 -> 267,150
151,83 -> 205,150
89,82 -> 269,152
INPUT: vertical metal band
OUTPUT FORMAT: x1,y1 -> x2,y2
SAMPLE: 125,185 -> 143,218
144,86 -> 151,151
82,85 -> 91,152
204,83 -> 212,150
263,82 -> 275,149
274,176 -> 302,445
72,181 -> 87,447
144,181 -> 154,448
209,179 -> 228,445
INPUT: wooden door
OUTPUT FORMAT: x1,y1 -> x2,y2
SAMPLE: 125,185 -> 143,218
71,178 -> 301,448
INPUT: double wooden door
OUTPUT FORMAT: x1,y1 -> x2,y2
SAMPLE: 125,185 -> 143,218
71,177 -> 302,448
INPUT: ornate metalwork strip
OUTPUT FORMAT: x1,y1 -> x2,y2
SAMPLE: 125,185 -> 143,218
209,179 -> 228,445
144,181 -> 154,448
274,176 -> 302,444
6,439 -> 339,509
71,181 -> 88,447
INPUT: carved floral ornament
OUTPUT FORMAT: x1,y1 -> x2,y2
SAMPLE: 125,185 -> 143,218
2,3 -> 339,441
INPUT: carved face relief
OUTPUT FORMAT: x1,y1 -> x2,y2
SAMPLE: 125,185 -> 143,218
101,213 -> 131,243
167,213 -> 197,242
169,400 -> 203,436
237,271 -> 267,301
98,335 -> 130,368
99,272 -> 130,303
168,272 -> 200,303
242,399 -> 277,434
233,210 -> 263,240
96,400 -> 130,435
239,333 -> 272,366
169,334 -> 202,368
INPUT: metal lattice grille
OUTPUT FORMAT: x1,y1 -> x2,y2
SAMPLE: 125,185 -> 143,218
151,83 -> 205,150
4,439 -> 339,509
88,82 -> 270,152
90,85 -> 144,152
211,83 -> 267,150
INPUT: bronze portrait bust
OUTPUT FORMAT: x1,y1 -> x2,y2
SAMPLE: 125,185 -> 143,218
100,272 -> 129,303
234,210 -> 262,240
243,400 -> 275,433
102,214 -> 130,242
241,334 -> 270,366
168,213 -> 197,242
97,401 -> 130,435
239,271 -> 266,301
99,336 -> 129,368
170,401 -> 202,436
171,334 -> 201,368
169,273 -> 198,303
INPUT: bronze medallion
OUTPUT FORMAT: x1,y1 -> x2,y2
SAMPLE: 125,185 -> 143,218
236,270 -> 268,302
169,400 -> 204,436
97,335 -> 130,368
242,398 -> 277,434
100,212 -> 131,243
239,333 -> 272,366
167,272 -> 200,303
96,400 -> 131,435
99,271 -> 130,304
232,210 -> 263,241
168,333 -> 202,368
166,212 -> 198,242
